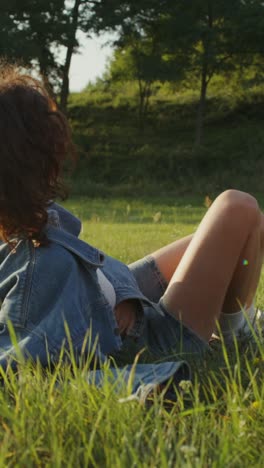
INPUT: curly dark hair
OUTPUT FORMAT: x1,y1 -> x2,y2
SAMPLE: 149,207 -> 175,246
0,66 -> 75,246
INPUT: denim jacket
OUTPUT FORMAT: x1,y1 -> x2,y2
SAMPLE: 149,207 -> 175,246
0,203 -> 160,365
0,203 -> 190,397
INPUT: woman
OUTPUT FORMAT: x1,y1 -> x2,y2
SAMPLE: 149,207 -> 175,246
0,68 -> 262,382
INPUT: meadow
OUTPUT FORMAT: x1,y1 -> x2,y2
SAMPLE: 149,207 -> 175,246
0,195 -> 263,467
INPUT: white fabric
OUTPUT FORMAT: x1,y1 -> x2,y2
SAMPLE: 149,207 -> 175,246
96,269 -> 116,310
218,303 -> 255,335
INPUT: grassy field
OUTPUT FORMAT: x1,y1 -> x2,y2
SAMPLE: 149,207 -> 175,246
0,196 -> 263,467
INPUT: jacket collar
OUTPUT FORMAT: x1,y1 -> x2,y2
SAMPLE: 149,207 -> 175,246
44,224 -> 104,267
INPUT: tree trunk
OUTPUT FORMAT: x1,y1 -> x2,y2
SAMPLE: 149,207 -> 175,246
138,77 -> 144,124
38,49 -> 56,99
143,81 -> 152,116
137,78 -> 152,130
194,64 -> 208,147
194,0 -> 213,148
60,0 -> 81,113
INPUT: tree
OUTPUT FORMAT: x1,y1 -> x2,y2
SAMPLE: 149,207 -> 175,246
144,0 -> 245,146
0,1 -> 35,64
91,0 -> 186,125
0,0 -> 97,109
60,0 -> 82,111
5,0 -> 68,94
108,36 -> 169,124
187,0 -> 238,146
91,0 -> 264,146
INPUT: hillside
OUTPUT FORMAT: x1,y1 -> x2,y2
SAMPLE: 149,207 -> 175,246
66,80 -> 264,197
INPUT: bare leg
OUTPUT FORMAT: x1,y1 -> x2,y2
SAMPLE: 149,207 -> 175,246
149,233 -> 194,283
222,214 -> 264,312
151,190 -> 264,341
152,219 -> 264,301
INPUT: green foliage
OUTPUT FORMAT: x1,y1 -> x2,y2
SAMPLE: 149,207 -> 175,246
0,1 -> 93,101
67,72 -> 264,195
1,0 -> 69,90
90,0 -> 264,143
2,0 -> 264,118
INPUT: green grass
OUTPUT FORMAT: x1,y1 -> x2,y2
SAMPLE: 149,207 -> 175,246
63,196 -> 203,262
0,195 -> 264,467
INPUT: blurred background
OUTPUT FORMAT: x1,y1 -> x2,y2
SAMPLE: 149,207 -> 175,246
3,0 -> 264,196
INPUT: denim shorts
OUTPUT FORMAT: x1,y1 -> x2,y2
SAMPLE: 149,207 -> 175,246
126,256 -> 210,361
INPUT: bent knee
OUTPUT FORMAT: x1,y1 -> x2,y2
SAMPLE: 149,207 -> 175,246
215,189 -> 260,226
218,189 -> 258,209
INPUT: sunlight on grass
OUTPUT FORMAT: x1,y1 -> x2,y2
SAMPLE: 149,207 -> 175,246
63,196 -> 204,262
0,196 -> 263,466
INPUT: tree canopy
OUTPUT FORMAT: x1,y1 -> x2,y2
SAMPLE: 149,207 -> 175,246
1,0 -> 264,141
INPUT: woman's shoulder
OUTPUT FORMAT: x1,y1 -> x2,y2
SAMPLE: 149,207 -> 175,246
0,203 -> 104,274
47,202 -> 82,237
